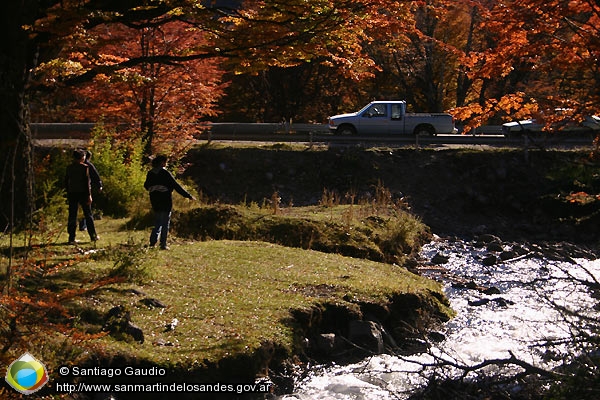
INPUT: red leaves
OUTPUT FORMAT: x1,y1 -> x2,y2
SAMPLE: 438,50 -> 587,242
449,0 -> 600,133
40,19 -> 228,156
496,2 -> 596,100
451,92 -> 538,133
0,248 -> 123,355
566,191 -> 599,205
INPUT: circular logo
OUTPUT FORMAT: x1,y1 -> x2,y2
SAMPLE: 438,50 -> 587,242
5,352 -> 49,395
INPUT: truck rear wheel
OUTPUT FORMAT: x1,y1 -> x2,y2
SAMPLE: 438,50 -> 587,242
414,124 -> 436,136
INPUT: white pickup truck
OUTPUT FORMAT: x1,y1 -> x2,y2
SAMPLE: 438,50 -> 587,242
328,101 -> 457,136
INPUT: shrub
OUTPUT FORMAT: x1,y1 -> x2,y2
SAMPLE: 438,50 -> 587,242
33,149 -> 71,229
105,244 -> 153,284
374,212 -> 430,262
32,124 -> 148,223
88,124 -> 147,217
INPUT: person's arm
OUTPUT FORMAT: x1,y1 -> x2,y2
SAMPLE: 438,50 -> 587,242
87,161 -> 103,191
84,165 -> 93,205
166,170 -> 195,200
64,166 -> 70,192
144,171 -> 152,191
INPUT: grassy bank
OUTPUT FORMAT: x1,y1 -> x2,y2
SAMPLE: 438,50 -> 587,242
1,204 -> 451,396
170,201 -> 429,264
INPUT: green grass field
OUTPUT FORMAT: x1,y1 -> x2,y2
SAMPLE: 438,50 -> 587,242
1,206 -> 451,380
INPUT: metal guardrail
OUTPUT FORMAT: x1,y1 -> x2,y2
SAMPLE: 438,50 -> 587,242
31,123 -> 96,139
30,122 -> 330,139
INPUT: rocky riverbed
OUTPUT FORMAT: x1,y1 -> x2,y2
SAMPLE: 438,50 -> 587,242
280,234 -> 600,399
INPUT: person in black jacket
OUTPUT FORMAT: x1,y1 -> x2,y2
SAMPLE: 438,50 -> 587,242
79,150 -> 103,231
65,149 -> 98,244
144,155 -> 195,250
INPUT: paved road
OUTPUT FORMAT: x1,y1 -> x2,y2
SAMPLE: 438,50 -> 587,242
202,124 -> 595,149
31,122 -> 595,149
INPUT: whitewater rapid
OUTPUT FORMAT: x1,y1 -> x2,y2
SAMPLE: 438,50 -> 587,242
279,237 -> 600,399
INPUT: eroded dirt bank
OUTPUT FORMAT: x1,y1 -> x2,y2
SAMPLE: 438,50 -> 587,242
183,145 -> 599,248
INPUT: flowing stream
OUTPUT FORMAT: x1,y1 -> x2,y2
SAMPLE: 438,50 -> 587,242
278,236 -> 600,399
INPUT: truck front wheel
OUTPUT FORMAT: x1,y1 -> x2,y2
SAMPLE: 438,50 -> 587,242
414,124 -> 436,136
338,124 -> 357,135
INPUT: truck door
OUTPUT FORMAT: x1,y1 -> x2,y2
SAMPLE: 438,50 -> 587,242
359,103 -> 389,134
390,103 -> 407,134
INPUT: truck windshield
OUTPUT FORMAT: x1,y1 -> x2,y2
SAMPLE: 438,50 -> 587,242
363,104 -> 387,117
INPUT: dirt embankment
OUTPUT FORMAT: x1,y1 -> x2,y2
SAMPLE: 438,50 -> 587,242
183,145 -> 599,249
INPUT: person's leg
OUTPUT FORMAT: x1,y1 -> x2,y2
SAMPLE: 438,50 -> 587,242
150,211 -> 163,247
80,201 -> 98,240
79,217 -> 87,231
158,211 -> 171,249
67,194 -> 79,242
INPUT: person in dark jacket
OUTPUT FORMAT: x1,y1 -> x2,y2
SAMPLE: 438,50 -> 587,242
65,149 -> 98,244
79,150 -> 103,231
144,155 -> 195,250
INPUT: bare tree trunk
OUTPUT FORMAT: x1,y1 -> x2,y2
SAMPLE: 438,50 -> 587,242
456,6 -> 477,107
1,1 -> 38,293
0,1 -> 36,230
